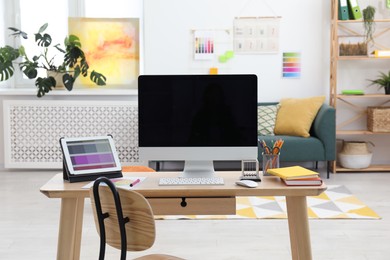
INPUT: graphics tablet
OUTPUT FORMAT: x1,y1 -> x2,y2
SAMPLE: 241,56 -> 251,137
60,136 -> 122,181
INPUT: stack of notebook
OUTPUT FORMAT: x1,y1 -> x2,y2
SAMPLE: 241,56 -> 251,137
267,166 -> 323,186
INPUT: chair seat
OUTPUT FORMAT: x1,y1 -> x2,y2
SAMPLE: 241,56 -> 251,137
90,177 -> 184,260
134,254 -> 185,260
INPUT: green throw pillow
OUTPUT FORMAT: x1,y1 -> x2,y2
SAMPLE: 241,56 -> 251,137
258,105 -> 279,136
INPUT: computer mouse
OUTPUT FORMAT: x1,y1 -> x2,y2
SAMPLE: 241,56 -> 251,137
235,180 -> 258,188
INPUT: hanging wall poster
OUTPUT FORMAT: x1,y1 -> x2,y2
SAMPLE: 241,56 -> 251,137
282,52 -> 301,78
194,30 -> 215,60
69,18 -> 139,88
233,17 -> 280,54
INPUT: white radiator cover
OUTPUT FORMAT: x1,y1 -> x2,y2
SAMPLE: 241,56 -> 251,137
3,100 -> 139,168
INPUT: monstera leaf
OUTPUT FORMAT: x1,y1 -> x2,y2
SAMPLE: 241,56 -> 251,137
8,27 -> 28,39
0,45 -> 20,81
19,60 -> 39,79
64,45 -> 84,68
35,33 -> 52,47
0,59 -> 15,81
35,76 -> 56,97
90,71 -> 107,86
53,43 -> 65,54
34,23 -> 52,47
62,73 -> 75,91
80,57 -> 89,77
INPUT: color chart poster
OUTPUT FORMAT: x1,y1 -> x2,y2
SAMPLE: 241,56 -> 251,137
194,30 -> 214,60
233,17 -> 280,53
69,18 -> 139,88
282,52 -> 301,78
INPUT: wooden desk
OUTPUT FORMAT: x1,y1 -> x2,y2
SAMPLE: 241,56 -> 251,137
40,171 -> 326,260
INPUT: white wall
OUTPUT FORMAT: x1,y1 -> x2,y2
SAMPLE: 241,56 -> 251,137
143,0 -> 331,102
0,0 -> 334,168
142,0 -> 390,166
3,0 -> 388,168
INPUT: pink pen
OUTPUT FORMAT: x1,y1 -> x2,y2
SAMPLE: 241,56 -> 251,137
130,178 -> 141,187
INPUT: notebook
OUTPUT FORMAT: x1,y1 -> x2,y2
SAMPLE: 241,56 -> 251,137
266,166 -> 319,180
282,177 -> 323,186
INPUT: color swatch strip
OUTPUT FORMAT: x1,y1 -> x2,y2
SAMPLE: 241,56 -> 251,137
282,52 -> 301,78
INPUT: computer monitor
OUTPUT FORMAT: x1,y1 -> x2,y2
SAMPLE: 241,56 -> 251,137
138,74 -> 258,178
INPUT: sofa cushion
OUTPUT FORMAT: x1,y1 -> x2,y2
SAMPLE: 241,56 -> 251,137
274,96 -> 325,137
258,104 -> 279,135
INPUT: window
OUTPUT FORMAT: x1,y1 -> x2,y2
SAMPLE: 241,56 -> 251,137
2,0 -> 143,89
17,0 -> 68,85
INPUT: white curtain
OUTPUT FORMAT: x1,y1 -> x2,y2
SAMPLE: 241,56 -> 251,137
0,0 -> 11,46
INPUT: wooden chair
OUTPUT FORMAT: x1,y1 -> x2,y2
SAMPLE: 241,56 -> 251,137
90,177 -> 184,260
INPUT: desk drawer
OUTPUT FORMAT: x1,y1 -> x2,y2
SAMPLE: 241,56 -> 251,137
147,197 -> 236,215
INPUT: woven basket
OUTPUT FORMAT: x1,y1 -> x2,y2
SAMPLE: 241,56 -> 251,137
367,106 -> 390,132
341,141 -> 373,155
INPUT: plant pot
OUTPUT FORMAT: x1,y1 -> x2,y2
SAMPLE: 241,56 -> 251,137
338,140 -> 374,169
385,84 -> 390,95
46,71 -> 66,89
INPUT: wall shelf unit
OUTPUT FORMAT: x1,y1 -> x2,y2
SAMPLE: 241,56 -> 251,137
330,0 -> 390,173
337,56 -> 390,60
337,164 -> 390,172
337,130 -> 390,135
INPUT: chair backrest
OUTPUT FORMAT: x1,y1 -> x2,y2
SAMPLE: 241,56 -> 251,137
89,177 -> 156,258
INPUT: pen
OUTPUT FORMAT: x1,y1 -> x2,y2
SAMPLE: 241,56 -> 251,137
130,178 -> 141,187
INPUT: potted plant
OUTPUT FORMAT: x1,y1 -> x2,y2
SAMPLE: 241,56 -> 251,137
0,23 -> 106,97
362,5 -> 376,44
368,71 -> 390,95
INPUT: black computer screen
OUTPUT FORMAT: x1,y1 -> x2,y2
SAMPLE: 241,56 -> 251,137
138,74 -> 258,147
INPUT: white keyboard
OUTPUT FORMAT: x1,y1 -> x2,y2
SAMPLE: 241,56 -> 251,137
159,177 -> 224,186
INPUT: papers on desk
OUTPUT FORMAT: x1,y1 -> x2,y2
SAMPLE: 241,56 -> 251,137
82,176 -> 147,190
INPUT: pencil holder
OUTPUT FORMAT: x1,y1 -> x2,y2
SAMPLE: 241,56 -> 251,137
262,153 -> 280,176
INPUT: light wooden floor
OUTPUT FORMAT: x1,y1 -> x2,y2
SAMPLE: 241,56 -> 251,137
1,169 -> 389,260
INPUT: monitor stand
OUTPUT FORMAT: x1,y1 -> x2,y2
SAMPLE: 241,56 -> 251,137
182,160 -> 215,178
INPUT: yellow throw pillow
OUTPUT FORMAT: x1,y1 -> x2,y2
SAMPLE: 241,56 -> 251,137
274,96 -> 325,137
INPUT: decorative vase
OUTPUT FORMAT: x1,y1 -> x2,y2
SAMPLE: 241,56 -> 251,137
46,71 -> 66,89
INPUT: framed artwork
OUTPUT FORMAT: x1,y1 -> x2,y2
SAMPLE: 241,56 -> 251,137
68,18 -> 139,88
233,17 -> 280,54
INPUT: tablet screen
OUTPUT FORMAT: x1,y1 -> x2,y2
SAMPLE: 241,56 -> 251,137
61,136 -> 122,175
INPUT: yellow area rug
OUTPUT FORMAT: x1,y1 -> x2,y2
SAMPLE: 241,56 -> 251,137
155,185 -> 380,220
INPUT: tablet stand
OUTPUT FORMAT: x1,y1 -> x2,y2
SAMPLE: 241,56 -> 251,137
63,160 -> 123,183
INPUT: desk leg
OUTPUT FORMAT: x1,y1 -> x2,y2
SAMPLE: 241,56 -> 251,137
286,196 -> 312,260
57,198 -> 85,260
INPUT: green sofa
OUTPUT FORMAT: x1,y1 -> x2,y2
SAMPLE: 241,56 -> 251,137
258,102 -> 336,178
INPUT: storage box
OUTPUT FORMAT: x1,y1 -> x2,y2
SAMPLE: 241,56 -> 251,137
367,107 -> 390,132
338,36 -> 367,56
